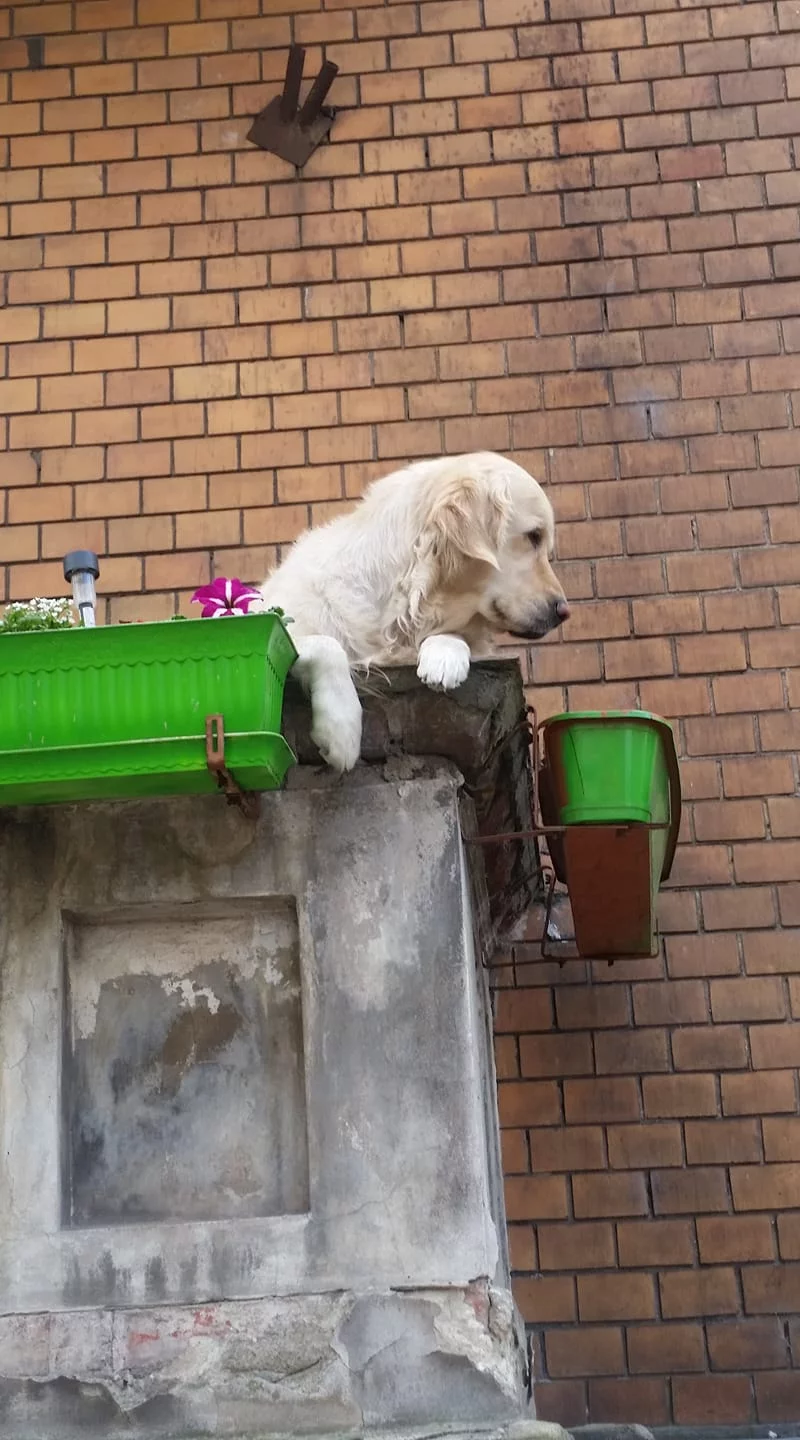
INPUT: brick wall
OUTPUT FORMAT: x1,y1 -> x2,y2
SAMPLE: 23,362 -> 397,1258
1,0 -> 799,1427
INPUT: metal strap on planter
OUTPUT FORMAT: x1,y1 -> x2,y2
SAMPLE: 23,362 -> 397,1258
205,714 -> 261,820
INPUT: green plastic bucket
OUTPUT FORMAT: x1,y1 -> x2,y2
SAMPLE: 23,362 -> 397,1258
540,710 -> 681,884
0,613 -> 297,806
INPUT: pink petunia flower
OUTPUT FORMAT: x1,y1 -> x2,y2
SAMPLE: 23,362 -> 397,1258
191,577 -> 263,618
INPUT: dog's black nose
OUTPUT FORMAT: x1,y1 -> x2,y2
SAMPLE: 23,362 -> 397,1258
553,598 -> 570,625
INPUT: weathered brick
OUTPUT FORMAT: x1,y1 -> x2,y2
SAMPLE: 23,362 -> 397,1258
722,1071 -> 798,1114
573,1173 -> 650,1219
587,1378 -> 670,1426
661,1267 -> 740,1319
546,1327 -> 625,1380
608,1123 -> 683,1170
698,1214 -> 776,1263
672,1375 -> 754,1425
652,1168 -> 729,1215
538,1222 -> 615,1272
630,1322 -> 709,1379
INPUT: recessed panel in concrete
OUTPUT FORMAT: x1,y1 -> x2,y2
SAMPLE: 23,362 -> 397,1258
63,902 -> 307,1227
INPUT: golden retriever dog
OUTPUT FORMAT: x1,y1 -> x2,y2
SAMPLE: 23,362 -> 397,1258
259,451 -> 569,772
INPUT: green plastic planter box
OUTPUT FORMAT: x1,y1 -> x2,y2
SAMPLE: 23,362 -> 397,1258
538,710 -> 682,958
0,613 -> 297,806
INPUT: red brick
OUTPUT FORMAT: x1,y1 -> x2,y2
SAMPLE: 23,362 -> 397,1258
533,1381 -> 587,1429
538,1222 -> 616,1271
573,1172 -> 649,1218
711,977 -> 785,1022
743,1261 -> 800,1312
677,634 -> 747,675
498,1081 -> 561,1128
608,1123 -> 683,1169
769,799 -> 800,838
673,1026 -> 748,1072
507,1222 -> 537,1272
578,1272 -> 656,1322
625,112 -> 689,149
723,756 -> 795,797
494,989 -> 552,1034
778,886 -> 800,927
633,980 -> 708,1026
564,1078 -> 640,1125
661,1267 -> 740,1319
722,1071 -> 798,1114
546,1327 -> 625,1379
595,1029 -> 670,1075
686,1119 -> 761,1166
529,1126 -> 606,1173
755,1373 -> 800,1423
519,1033 -> 593,1078
693,801 -> 764,843
644,1075 -> 718,1119
763,1117 -> 800,1162
583,15 -> 644,49
749,1024 -> 800,1070
697,1214 -> 776,1263
628,1324 -> 706,1374
513,1275 -> 576,1323
587,1378 -> 670,1426
505,1175 -> 569,1221
778,1214 -> 800,1259
652,1168 -> 729,1214
554,54 -> 615,87
554,986 -> 630,1031
673,1375 -> 754,1425
665,934 -> 740,978
617,1219 -> 695,1268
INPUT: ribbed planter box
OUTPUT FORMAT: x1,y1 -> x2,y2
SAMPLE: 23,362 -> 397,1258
0,613 -> 297,806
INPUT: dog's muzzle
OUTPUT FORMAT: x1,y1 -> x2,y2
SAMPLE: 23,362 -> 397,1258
508,597 -> 570,639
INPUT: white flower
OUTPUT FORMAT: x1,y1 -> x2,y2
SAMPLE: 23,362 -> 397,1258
2,597 -> 76,631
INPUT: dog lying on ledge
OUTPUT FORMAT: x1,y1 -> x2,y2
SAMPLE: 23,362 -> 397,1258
259,451 -> 570,773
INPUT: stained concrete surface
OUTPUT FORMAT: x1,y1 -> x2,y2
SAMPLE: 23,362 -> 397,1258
0,742 -> 527,1436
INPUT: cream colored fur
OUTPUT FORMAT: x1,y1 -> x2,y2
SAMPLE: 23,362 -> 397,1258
260,451 -> 568,772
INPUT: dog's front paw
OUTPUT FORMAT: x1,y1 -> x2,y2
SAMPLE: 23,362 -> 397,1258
311,689 -> 362,772
417,635 -> 471,692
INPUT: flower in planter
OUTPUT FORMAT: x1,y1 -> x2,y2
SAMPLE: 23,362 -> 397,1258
1,597 -> 75,633
191,577 -> 264,618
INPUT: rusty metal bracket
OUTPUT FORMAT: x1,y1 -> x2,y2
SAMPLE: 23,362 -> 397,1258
247,45 -> 339,167
205,714 -> 261,820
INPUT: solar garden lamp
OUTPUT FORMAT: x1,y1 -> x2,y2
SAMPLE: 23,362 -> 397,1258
64,550 -> 100,629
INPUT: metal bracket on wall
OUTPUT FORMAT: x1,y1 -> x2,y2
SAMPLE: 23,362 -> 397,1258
247,45 -> 339,167
205,714 -> 261,820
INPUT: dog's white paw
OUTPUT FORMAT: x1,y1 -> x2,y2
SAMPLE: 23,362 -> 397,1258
311,687 -> 362,772
416,635 -> 471,692
292,633 -> 362,772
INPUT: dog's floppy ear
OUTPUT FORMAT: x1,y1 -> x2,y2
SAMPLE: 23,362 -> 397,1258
390,469 -> 512,640
425,470 -> 512,579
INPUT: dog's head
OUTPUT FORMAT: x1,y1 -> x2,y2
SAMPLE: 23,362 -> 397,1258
410,454 -> 569,641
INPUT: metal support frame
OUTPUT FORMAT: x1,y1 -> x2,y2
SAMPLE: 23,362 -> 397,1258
465,709 -> 670,964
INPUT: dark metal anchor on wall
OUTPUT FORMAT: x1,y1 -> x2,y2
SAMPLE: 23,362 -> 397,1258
247,45 -> 339,167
